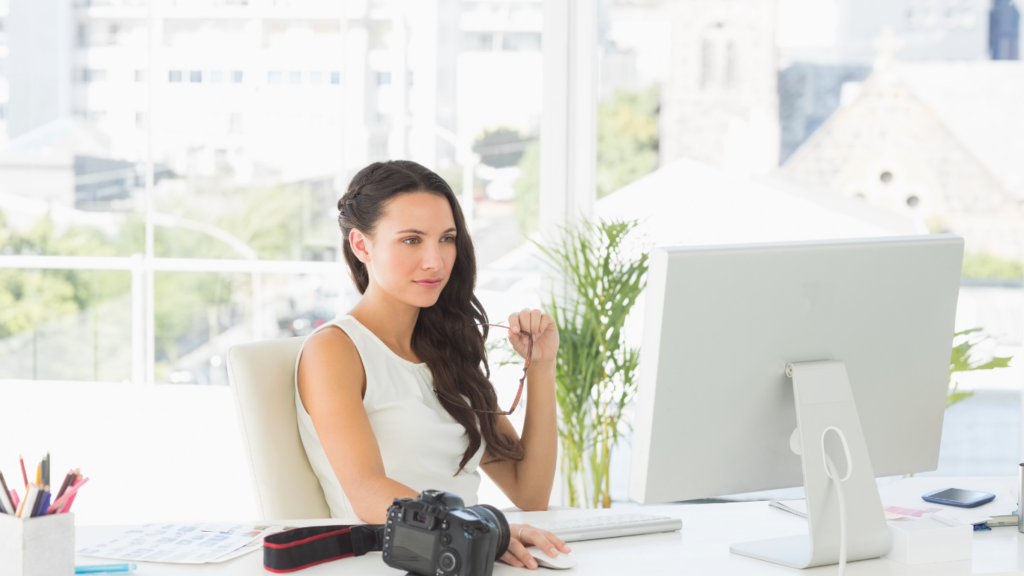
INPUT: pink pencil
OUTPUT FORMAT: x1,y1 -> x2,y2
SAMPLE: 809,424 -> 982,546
61,491 -> 78,513
10,490 -> 19,508
58,471 -> 81,514
46,477 -> 89,515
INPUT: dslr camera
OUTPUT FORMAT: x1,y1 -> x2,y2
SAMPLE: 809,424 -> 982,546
382,489 -> 510,576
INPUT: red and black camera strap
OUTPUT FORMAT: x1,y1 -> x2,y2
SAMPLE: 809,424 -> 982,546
263,524 -> 384,573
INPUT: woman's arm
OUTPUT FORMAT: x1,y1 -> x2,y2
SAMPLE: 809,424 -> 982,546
480,309 -> 559,511
297,326 -> 418,523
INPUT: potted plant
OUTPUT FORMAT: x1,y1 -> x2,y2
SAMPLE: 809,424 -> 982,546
536,219 -> 648,508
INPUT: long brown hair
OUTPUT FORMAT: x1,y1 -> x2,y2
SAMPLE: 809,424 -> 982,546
338,160 -> 524,472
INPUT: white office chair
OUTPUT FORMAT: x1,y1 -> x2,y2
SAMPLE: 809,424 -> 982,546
227,336 -> 332,521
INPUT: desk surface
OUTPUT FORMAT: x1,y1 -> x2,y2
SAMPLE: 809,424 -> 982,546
76,500 -> 1024,575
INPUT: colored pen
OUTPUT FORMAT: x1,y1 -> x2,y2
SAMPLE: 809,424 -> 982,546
17,484 -> 38,518
35,463 -> 41,485
61,470 -> 82,513
75,563 -> 137,574
0,471 -> 14,514
56,470 -> 78,513
19,456 -> 28,488
63,489 -> 79,513
56,470 -> 74,500
32,491 -> 51,518
47,477 -> 89,514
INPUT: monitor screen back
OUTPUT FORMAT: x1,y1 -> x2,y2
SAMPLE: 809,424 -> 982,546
628,235 -> 963,504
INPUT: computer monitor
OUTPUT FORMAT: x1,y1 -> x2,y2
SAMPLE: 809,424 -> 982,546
628,235 -> 963,568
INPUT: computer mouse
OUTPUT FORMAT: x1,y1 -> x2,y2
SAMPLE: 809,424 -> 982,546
526,548 -> 578,570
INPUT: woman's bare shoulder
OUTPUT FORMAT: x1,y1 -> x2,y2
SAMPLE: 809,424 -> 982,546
298,324 -> 366,398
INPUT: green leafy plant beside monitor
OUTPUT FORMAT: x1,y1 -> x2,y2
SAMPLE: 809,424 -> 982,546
536,219 -> 648,508
947,328 -> 1013,408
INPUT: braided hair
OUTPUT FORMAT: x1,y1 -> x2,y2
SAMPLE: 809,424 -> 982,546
337,160 -> 523,473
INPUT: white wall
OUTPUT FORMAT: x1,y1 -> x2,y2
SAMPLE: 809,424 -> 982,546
0,382 -> 257,525
0,378 -> 535,525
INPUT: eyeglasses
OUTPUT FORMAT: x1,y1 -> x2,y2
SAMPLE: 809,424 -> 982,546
434,323 -> 532,416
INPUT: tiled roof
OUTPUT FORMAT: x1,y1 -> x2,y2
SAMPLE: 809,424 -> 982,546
898,61 -> 1024,199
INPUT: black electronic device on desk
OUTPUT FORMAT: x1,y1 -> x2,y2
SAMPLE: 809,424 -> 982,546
384,489 -> 510,576
263,489 -> 510,576
922,488 -> 996,508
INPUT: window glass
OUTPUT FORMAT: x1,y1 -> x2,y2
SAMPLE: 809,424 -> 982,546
0,0 -> 544,385
600,0 -> 1024,502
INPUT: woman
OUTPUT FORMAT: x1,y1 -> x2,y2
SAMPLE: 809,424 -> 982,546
295,160 -> 571,570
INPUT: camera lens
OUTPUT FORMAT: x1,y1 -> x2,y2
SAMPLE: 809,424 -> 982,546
468,504 -> 510,560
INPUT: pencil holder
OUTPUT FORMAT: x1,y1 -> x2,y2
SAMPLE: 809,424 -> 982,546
0,512 -> 75,576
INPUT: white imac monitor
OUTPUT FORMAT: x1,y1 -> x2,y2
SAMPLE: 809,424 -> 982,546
628,235 -> 963,569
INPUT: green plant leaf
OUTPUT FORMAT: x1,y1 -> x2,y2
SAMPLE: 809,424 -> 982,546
946,327 -> 1014,409
536,218 -> 648,508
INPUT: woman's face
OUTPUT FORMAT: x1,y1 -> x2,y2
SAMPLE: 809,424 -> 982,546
353,191 -> 458,308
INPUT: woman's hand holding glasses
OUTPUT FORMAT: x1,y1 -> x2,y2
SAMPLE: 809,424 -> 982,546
437,309 -> 558,416
507,308 -> 559,367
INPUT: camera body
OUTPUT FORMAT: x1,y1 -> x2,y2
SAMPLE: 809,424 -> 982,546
382,490 -> 510,576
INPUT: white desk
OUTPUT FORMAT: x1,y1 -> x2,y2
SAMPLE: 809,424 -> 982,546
76,500 -> 1024,575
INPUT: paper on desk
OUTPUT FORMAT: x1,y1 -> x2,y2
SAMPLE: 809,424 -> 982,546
769,499 -> 807,518
882,505 -> 944,520
76,523 -> 290,564
211,535 -> 271,563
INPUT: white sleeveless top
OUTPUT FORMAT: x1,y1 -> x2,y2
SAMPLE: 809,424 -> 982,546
294,314 -> 485,518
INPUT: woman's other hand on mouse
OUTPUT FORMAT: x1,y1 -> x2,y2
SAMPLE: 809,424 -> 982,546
501,524 -> 572,570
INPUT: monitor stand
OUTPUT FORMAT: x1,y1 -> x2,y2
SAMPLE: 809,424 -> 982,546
730,361 -> 892,569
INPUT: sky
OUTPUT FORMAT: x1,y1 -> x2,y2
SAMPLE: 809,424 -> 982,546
777,0 -> 839,49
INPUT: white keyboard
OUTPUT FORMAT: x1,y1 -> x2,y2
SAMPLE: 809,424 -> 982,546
530,513 -> 682,543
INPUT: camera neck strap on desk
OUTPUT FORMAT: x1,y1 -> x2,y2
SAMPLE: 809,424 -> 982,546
263,524 -> 384,573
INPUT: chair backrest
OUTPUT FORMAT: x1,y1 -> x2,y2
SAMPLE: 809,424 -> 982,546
227,337 -> 331,520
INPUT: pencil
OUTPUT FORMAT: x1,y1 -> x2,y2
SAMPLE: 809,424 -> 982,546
35,463 -> 41,485
62,471 -> 83,513
46,477 -> 89,515
17,484 -> 39,518
19,456 -> 28,488
43,452 -> 50,489
29,487 -> 44,518
14,491 -> 24,517
56,469 -> 79,513
0,471 -> 14,514
55,470 -> 74,500
32,491 -> 50,518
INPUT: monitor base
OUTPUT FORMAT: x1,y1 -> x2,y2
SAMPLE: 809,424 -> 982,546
730,535 -> 812,568
729,361 -> 891,569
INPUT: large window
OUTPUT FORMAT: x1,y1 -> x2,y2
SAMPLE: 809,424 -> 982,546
0,0 -> 545,384
0,0 -> 1020,507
